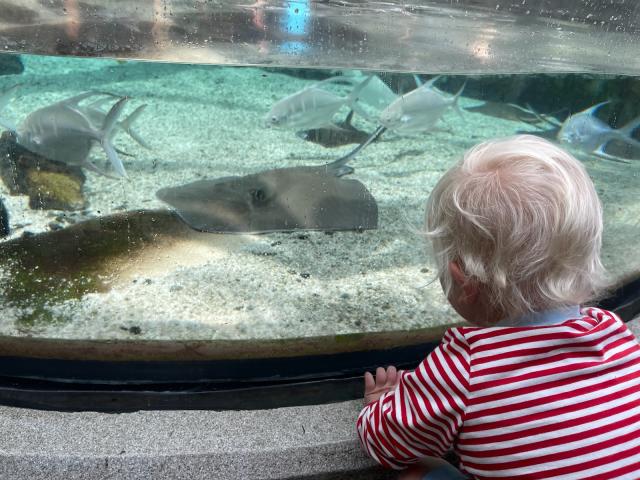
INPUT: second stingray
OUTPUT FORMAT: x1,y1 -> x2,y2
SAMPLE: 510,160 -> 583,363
156,156 -> 378,234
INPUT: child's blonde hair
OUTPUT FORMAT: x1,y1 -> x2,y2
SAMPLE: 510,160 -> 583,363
424,135 -> 607,318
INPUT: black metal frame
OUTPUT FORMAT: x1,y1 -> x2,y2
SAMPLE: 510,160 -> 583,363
0,274 -> 637,412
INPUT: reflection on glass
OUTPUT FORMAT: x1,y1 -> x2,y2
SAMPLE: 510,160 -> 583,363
279,0 -> 311,54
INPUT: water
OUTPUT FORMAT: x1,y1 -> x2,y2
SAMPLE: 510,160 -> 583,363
0,53 -> 639,344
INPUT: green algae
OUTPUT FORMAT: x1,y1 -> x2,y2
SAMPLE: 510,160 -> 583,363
2,245 -> 112,329
0,209 -> 188,330
26,170 -> 85,211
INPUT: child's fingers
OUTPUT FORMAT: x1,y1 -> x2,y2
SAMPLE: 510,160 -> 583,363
364,371 -> 375,392
376,366 -> 387,386
386,366 -> 397,386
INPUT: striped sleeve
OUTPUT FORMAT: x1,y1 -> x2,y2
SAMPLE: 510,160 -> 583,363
357,328 -> 471,469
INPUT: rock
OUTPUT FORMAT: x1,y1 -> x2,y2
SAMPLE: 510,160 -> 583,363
0,131 -> 86,211
0,197 -> 9,237
27,170 -> 85,210
0,54 -> 24,76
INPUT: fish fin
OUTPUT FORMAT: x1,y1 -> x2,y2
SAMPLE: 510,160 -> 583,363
120,104 -> 150,149
61,91 -> 119,108
592,144 -> 632,164
0,84 -> 20,134
595,143 -> 609,156
343,109 -> 355,127
584,101 -> 611,116
86,96 -> 116,112
99,97 -> 129,178
103,141 -> 127,178
413,74 -> 423,87
419,75 -> 441,90
82,158 -> 123,179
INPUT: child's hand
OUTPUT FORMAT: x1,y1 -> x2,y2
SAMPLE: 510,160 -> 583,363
364,366 -> 402,404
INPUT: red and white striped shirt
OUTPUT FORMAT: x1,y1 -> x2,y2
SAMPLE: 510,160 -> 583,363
357,307 -> 640,479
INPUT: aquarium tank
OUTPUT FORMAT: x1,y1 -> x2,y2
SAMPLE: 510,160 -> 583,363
0,0 -> 638,408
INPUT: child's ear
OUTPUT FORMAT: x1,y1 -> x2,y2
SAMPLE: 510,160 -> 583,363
449,261 -> 466,286
449,261 -> 480,304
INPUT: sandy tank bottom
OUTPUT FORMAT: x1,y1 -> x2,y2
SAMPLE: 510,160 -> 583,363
0,56 -> 638,341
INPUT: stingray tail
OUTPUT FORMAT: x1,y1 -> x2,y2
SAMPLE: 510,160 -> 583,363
452,80 -> 466,119
120,104 -> 150,149
523,103 -> 563,128
99,96 -> 129,178
328,125 -> 387,175
0,84 -> 20,133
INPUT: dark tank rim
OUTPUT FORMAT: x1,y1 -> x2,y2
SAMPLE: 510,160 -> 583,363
0,273 -> 636,412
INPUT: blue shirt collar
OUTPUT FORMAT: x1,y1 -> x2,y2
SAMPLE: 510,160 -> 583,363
497,305 -> 582,327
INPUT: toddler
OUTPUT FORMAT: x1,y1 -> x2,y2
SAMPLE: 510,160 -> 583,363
357,135 -> 640,479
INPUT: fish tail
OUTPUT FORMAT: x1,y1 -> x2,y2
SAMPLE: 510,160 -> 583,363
346,75 -> 375,122
100,96 -> 129,178
0,84 -> 20,133
120,104 -> 150,149
601,114 -> 640,152
619,115 -> 640,141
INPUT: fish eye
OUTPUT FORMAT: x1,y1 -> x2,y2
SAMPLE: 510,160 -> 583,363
271,116 -> 279,124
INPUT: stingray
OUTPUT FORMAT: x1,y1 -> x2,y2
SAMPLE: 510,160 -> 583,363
156,154 -> 378,234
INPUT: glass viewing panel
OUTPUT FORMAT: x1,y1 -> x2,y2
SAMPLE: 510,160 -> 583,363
0,1 -> 638,352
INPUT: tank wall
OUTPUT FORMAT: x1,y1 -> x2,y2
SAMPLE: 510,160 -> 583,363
0,0 -> 640,74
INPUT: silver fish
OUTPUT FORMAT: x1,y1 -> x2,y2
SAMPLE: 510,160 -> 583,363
558,101 -> 640,157
265,75 -> 373,130
0,87 -> 130,178
378,76 -> 465,135
156,156 -> 378,234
